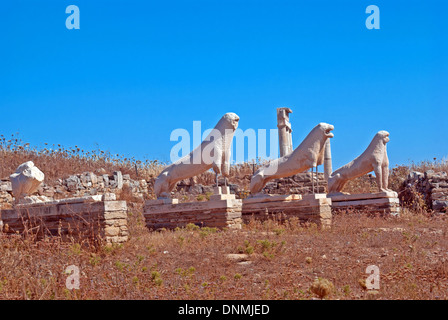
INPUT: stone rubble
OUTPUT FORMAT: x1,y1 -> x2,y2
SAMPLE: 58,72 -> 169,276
262,172 -> 327,195
0,170 -> 149,209
401,170 -> 448,213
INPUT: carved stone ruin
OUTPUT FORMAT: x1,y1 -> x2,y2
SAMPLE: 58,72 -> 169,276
328,131 -> 392,194
330,192 -> 400,216
146,113 -> 243,230
250,122 -> 334,195
277,107 -> 293,157
154,112 -> 240,199
244,122 -> 335,228
10,161 -> 46,203
0,194 -> 129,243
327,130 -> 399,216
242,194 -> 332,228
323,139 -> 332,182
1,162 -> 129,243
144,186 -> 242,230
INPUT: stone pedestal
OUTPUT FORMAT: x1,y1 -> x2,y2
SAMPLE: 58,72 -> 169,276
242,193 -> 332,228
329,191 -> 400,216
0,194 -> 128,243
144,187 -> 242,230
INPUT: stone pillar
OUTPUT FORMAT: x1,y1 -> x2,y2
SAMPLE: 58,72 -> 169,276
277,108 -> 293,157
324,139 -> 332,182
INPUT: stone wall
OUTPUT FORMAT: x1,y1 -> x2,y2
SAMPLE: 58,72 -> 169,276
0,179 -> 13,208
262,172 -> 327,195
174,172 -> 327,199
1,171 -> 328,209
0,171 -> 149,209
401,170 -> 448,213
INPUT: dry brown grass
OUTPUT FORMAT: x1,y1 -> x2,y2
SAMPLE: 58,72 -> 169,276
408,158 -> 448,173
1,207 -> 447,300
0,134 -> 165,183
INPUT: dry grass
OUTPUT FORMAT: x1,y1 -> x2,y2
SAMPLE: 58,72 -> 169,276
1,207 -> 447,300
0,135 -> 267,192
409,158 -> 448,173
0,134 -> 165,183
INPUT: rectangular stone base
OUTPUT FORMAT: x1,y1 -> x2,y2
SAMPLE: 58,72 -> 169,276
0,196 -> 128,244
144,198 -> 243,230
329,192 -> 400,216
242,193 -> 332,228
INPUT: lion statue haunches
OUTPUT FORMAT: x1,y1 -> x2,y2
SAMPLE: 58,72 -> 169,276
327,130 -> 392,195
249,122 -> 334,195
154,112 -> 240,199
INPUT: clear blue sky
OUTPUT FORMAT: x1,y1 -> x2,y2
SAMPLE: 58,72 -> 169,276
1,0 -> 447,169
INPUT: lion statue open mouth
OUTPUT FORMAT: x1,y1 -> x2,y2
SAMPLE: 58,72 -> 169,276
154,112 -> 239,199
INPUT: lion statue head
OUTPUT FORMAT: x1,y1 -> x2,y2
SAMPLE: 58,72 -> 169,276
376,130 -> 390,144
220,112 -> 240,131
317,122 -> 334,138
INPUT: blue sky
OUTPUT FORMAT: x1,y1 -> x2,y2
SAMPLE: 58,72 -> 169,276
1,0 -> 447,169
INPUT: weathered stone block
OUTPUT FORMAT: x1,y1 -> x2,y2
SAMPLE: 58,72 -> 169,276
144,198 -> 242,230
0,197 -> 128,244
242,193 -> 332,227
330,192 -> 400,216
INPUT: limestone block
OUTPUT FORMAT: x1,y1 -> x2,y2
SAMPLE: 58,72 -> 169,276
105,226 -> 120,236
10,161 -> 45,199
144,198 -> 243,230
19,195 -> 52,204
1,198 -> 129,244
103,210 -> 127,220
80,172 -> 97,188
242,193 -> 331,227
104,200 -> 127,212
114,171 -> 123,189
102,174 -> 110,187
329,191 -> 398,202
102,193 -> 116,201
330,192 -> 400,216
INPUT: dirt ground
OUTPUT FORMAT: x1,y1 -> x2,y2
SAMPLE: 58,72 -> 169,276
1,205 -> 447,300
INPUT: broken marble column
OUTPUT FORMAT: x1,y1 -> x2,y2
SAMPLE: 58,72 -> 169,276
323,139 -> 332,182
277,107 -> 293,157
10,161 -> 45,201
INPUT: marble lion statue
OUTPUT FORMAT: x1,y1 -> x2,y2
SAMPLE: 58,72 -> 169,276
154,112 -> 240,198
250,122 -> 334,195
327,130 -> 392,195
10,161 -> 45,200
